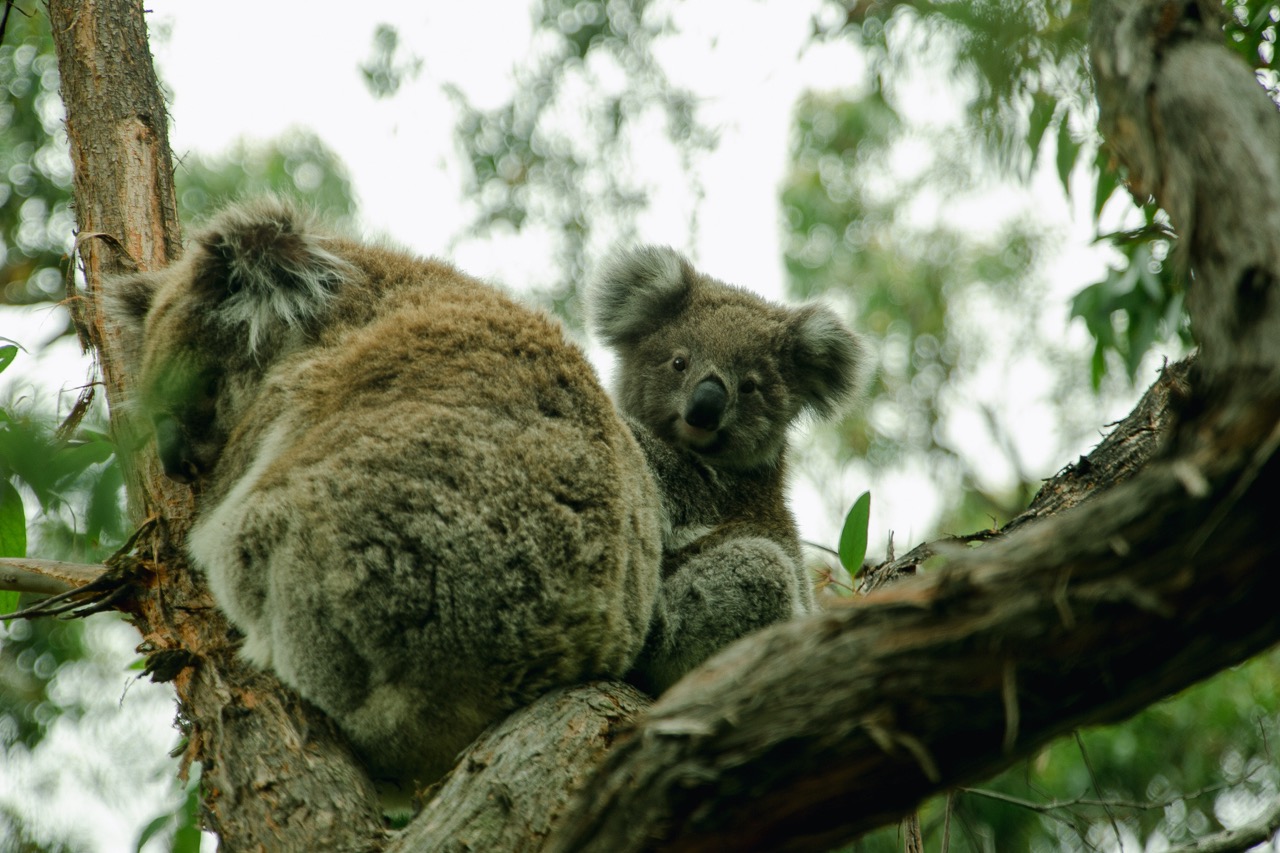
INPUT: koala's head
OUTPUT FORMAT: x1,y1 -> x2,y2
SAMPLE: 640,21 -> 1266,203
106,199 -> 353,483
589,245 -> 866,470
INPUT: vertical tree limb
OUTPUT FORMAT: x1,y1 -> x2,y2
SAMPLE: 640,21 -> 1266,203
47,2 -> 383,849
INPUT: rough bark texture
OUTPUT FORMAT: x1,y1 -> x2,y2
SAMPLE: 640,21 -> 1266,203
35,0 -> 1280,850
545,404 -> 1280,851
859,356 -> 1193,593
47,3 -> 383,850
390,684 -> 650,852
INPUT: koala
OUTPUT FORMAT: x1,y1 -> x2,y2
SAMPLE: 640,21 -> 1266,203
107,199 -> 662,792
589,245 -> 865,694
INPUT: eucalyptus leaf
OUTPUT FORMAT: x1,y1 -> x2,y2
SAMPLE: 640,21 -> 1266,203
837,491 -> 871,575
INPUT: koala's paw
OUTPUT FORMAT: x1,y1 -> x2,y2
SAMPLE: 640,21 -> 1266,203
632,536 -> 806,694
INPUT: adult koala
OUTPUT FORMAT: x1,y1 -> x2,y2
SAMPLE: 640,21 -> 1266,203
108,199 -> 661,790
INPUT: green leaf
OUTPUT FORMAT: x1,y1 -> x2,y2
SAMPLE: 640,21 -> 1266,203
0,344 -> 17,374
1090,342 -> 1106,391
0,479 -> 26,557
1093,146 -> 1120,221
134,813 -> 171,853
1026,94 -> 1056,172
838,491 -> 872,575
173,776 -> 204,853
1,479 -> 26,620
1055,119 -> 1078,195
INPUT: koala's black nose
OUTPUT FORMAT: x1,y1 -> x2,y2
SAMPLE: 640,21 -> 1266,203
685,378 -> 727,431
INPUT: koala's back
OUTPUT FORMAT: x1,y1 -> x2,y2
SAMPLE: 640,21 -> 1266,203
117,205 -> 661,787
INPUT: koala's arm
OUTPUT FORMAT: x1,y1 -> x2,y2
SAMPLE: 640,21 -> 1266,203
624,417 -> 720,533
630,534 -> 812,695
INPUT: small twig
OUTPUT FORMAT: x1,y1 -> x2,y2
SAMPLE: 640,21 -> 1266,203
0,1 -> 33,46
961,772 -> 1253,815
4,519 -> 157,619
1075,732 -> 1125,850
0,558 -> 105,596
1164,797 -> 1280,853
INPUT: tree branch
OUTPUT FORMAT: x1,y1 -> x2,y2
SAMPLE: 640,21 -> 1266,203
47,2 -> 384,849
0,558 -> 103,595
390,683 -> 650,853
1166,798 -> 1280,853
544,429 -> 1280,851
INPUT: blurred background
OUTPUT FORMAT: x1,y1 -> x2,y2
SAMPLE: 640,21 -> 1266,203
1,1 -> 1277,850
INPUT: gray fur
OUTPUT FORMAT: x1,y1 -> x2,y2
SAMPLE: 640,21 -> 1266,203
107,199 -> 662,792
589,245 -> 865,694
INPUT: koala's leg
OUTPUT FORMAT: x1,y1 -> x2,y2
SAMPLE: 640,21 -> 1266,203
631,536 -> 810,695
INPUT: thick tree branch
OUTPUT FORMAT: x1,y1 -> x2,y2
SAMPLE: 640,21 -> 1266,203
537,1 -> 1280,848
391,683 -> 651,853
545,418 -> 1280,851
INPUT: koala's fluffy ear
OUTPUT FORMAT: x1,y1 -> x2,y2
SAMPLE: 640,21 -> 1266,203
105,273 -> 159,337
102,272 -> 162,379
788,305 -> 867,419
588,245 -> 691,346
189,198 -> 353,352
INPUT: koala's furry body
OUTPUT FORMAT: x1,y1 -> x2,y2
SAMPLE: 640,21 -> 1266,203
590,246 -> 865,693
109,199 -> 662,788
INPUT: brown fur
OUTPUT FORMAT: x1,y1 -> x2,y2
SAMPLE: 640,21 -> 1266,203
590,245 -> 865,692
108,200 -> 662,790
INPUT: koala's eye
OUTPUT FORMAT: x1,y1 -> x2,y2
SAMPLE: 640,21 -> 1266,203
739,379 -> 758,394
672,356 -> 687,372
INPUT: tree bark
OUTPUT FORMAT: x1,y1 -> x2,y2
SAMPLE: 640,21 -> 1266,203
47,2 -> 383,850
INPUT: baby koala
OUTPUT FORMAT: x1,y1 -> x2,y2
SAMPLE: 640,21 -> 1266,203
589,246 -> 866,693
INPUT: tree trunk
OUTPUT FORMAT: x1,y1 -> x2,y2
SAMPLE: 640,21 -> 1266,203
37,0 -> 1280,851
47,2 -> 383,850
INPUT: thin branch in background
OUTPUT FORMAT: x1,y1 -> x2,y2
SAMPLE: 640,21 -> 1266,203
962,773 -> 1253,814
1164,797 -> 1280,853
1075,731 -> 1125,850
941,790 -> 955,853
0,1 -> 28,45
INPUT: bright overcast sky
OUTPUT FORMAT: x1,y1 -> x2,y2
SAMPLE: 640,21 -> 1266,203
5,0 -> 1131,550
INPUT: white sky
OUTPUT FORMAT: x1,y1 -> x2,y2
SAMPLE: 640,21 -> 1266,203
1,2 -> 1175,849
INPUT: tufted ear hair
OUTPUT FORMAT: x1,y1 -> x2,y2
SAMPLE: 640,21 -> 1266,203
101,271 -> 162,380
588,245 -> 692,346
188,197 -> 353,353
788,304 -> 868,419
104,272 -> 159,337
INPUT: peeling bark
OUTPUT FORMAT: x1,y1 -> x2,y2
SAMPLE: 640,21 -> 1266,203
391,684 -> 650,853
47,2 -> 383,850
